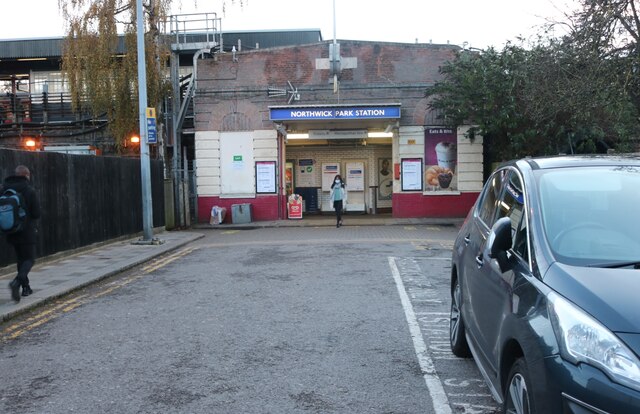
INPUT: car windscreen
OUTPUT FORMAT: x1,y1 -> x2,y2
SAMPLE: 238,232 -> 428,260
537,165 -> 640,267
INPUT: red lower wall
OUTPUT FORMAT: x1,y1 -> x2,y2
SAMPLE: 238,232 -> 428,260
198,195 -> 280,223
198,192 -> 479,223
392,192 -> 479,218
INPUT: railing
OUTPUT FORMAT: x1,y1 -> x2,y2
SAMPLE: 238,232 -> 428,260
166,13 -> 222,52
1,74 -> 195,141
0,92 -> 89,126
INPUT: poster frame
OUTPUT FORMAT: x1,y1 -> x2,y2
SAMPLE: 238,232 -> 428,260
401,158 -> 423,192
255,161 -> 277,194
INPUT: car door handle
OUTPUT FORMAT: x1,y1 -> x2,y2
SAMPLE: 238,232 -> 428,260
475,254 -> 484,266
464,235 -> 471,245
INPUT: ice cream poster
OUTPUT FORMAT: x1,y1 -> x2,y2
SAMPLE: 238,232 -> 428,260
425,128 -> 458,192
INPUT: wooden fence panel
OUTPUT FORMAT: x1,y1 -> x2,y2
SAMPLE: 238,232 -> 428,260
0,149 -> 164,268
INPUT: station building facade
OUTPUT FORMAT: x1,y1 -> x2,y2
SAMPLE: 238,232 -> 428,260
194,40 -> 483,222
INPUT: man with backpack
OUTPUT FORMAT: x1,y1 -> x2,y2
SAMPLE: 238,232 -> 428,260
1,165 -> 41,302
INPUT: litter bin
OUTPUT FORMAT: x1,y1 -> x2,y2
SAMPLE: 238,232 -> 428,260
231,203 -> 252,224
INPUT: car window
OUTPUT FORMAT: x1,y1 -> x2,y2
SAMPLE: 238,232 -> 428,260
477,170 -> 506,227
497,171 -> 528,260
538,166 -> 640,266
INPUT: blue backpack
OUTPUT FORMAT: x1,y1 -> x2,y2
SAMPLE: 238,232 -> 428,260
0,188 -> 27,234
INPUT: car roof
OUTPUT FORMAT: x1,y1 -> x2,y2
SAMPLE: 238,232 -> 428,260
514,154 -> 640,170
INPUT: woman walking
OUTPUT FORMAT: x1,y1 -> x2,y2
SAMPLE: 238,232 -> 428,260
329,174 -> 347,228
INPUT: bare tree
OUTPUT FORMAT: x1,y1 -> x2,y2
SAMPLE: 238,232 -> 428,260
569,0 -> 640,110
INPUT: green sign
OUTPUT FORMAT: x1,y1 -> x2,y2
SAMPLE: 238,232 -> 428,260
233,155 -> 243,161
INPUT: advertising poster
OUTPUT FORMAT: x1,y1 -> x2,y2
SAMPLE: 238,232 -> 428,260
425,128 -> 458,192
378,158 -> 392,200
401,158 -> 423,191
285,161 -> 294,195
256,161 -> 276,193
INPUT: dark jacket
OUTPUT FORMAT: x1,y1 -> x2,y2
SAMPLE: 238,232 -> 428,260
2,175 -> 41,244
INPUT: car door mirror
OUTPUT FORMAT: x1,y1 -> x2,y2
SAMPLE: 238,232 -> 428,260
486,217 -> 512,272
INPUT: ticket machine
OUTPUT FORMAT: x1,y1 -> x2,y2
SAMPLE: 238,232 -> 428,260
345,161 -> 365,212
321,163 -> 340,212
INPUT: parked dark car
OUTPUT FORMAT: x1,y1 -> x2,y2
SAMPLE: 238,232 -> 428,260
450,155 -> 640,413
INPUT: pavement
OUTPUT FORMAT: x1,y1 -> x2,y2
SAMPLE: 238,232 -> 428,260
197,213 -> 464,230
0,214 -> 463,322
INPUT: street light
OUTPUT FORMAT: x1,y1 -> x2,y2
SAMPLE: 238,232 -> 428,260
24,138 -> 37,149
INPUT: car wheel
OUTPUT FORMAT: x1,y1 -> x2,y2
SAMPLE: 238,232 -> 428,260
504,358 -> 535,414
450,278 -> 471,357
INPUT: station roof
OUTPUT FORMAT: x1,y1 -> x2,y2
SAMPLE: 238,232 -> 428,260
0,29 -> 322,80
0,29 -> 323,59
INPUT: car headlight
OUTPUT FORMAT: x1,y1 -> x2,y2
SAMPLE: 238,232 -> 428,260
548,292 -> 640,391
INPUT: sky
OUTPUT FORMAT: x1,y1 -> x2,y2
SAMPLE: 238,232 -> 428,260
0,0 -> 577,50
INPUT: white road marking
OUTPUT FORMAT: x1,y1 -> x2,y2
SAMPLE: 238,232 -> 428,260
389,256 -> 453,414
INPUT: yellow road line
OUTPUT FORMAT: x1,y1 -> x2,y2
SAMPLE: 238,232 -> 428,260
1,247 -> 198,342
2,295 -> 89,334
141,247 -> 196,273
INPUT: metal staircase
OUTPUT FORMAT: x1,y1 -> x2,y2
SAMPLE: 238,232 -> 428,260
166,13 -> 221,227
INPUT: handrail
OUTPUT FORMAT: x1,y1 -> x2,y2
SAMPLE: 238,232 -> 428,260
176,75 -> 194,132
166,13 -> 221,52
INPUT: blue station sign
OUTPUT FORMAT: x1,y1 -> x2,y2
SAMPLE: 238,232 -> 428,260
270,105 -> 401,121
145,107 -> 158,144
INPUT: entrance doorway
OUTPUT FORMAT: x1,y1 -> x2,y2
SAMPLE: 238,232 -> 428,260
284,144 -> 391,215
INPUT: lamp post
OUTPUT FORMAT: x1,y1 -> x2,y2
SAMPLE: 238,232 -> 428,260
136,0 -> 154,242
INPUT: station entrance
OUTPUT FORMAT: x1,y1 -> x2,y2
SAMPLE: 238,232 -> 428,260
281,126 -> 394,216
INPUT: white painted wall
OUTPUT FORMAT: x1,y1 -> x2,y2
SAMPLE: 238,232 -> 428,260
195,130 -> 221,196
195,129 -> 277,198
456,126 -> 484,192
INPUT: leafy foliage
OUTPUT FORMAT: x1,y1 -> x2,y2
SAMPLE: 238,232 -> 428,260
428,1 -> 640,163
428,39 -> 638,162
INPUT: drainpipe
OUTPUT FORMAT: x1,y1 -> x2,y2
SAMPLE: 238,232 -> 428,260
277,133 -> 282,219
192,48 -> 209,95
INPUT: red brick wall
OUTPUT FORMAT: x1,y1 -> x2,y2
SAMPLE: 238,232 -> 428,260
392,192 -> 479,218
194,41 -> 459,131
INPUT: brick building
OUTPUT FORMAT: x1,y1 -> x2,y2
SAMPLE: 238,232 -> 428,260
194,40 -> 484,222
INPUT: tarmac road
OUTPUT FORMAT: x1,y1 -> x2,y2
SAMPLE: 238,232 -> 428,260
0,225 -> 498,413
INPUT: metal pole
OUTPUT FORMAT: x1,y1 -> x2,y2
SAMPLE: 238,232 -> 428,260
136,0 -> 154,241
333,0 -> 337,44
170,51 -> 182,228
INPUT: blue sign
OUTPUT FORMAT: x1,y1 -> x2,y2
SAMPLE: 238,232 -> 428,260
270,105 -> 401,121
146,117 -> 157,144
